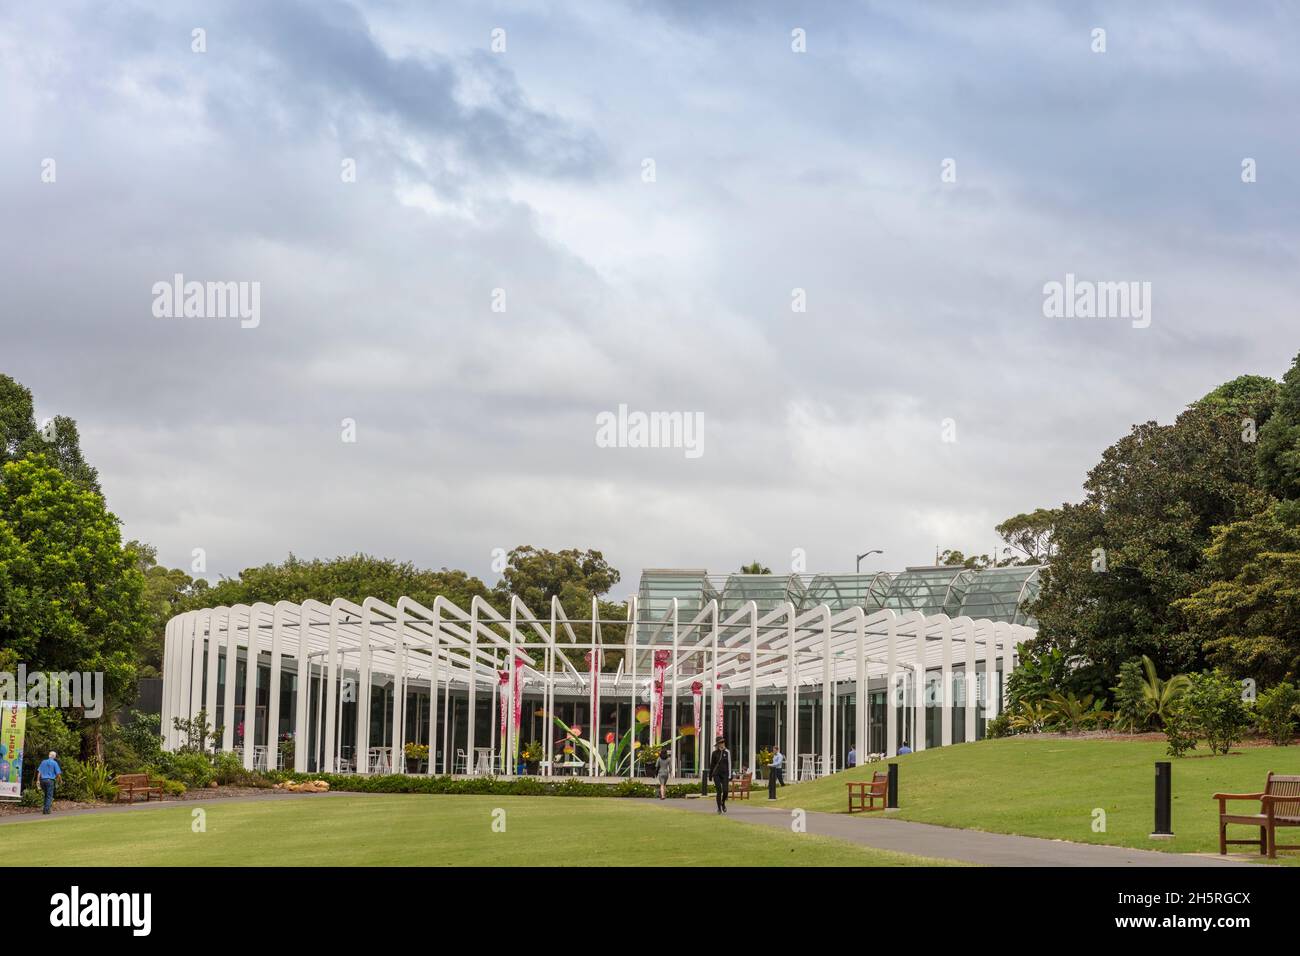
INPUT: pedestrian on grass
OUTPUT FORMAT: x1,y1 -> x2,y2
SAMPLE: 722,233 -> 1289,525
898,740 -> 913,755
770,745 -> 785,786
709,736 -> 731,814
656,748 -> 672,800
847,745 -> 857,768
37,751 -> 62,815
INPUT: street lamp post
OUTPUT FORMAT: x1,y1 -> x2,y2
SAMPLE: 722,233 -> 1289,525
856,550 -> 883,572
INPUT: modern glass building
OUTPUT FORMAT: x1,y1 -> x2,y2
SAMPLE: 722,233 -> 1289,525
161,565 -> 1042,783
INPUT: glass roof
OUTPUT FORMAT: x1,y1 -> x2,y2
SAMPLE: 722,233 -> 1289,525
800,572 -> 893,613
634,564 -> 1044,636
637,569 -> 717,641
880,566 -> 974,617
956,565 -> 1042,626
719,573 -> 806,619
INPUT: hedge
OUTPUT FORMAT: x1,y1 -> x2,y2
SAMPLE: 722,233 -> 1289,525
263,771 -> 705,799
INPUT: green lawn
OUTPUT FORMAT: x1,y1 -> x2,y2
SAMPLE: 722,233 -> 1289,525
775,736 -> 1300,863
4,794 -> 950,867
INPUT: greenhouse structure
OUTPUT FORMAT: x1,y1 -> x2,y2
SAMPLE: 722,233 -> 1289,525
160,565 -> 1042,781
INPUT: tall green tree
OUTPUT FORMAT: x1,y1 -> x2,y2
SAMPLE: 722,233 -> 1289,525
1028,402 -> 1261,677
195,553 -> 493,612
1256,353 -> 1300,500
0,374 -> 99,492
1176,498 -> 1300,685
0,454 -> 147,712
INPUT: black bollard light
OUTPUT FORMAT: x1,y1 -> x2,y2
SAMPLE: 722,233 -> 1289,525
887,762 -> 899,809
768,766 -> 778,800
1151,761 -> 1173,838
700,764 -> 708,796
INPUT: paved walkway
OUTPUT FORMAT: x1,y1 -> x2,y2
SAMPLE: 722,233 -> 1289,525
670,799 -> 1261,867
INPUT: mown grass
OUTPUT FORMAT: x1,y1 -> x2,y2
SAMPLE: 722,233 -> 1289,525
5,794 -> 951,866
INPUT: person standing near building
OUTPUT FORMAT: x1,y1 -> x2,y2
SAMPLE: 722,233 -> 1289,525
709,736 -> 731,814
37,751 -> 62,815
769,745 -> 785,787
846,745 -> 857,768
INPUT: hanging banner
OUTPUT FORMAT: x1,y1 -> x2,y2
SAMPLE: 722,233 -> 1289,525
1,701 -> 27,800
650,649 -> 669,744
691,680 -> 702,768
499,656 -> 529,772
714,682 -> 724,741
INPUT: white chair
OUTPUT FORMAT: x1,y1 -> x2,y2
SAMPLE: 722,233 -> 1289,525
798,754 -> 817,781
454,749 -> 467,774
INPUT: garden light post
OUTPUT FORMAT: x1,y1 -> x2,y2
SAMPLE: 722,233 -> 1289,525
887,762 -> 898,809
1151,761 -> 1173,838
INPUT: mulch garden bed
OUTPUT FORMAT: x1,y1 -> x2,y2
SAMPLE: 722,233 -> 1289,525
0,784 -> 296,817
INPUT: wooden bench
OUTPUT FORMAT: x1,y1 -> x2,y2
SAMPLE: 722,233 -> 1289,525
728,773 -> 752,800
1214,771 -> 1300,859
847,771 -> 889,813
115,773 -> 164,804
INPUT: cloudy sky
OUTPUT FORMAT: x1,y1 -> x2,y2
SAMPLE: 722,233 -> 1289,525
3,1 -> 1298,593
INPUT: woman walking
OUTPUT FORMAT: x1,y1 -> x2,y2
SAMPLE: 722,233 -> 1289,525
655,748 -> 672,800
709,736 -> 732,814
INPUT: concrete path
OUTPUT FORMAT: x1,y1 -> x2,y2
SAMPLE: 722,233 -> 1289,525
670,799 -> 1261,867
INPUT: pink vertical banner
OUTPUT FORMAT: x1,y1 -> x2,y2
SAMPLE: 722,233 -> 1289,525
714,682 -> 724,740
691,680 -> 702,769
650,649 -> 670,744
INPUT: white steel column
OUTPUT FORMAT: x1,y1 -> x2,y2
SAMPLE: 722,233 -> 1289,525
221,607 -> 244,752
940,617 -> 953,748
912,618 -> 925,752
392,601 -> 407,771
784,603 -> 796,776
322,600 -> 343,773
467,598 -> 479,774
204,609 -> 223,740
981,621 -> 995,735
268,603 -> 287,768
964,618 -> 977,743
885,613 -> 898,758
242,604 -> 268,769
292,609 -> 312,773
820,607 -> 832,772
670,598 -> 679,778
747,601 -> 757,776
854,609 -> 866,759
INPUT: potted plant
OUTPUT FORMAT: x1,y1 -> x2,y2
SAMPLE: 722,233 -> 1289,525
520,740 -> 544,775
404,743 -> 429,774
756,747 -> 773,780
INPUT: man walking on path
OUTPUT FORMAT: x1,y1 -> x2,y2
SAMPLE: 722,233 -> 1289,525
37,751 -> 62,815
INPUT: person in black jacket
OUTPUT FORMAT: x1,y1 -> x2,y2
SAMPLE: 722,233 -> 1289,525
709,736 -> 732,814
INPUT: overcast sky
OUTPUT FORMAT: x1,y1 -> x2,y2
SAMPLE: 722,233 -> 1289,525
4,1 -> 1298,594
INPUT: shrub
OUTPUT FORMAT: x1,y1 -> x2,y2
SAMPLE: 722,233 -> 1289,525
114,711 -> 164,771
162,750 -> 216,790
155,777 -> 187,797
1166,670 -> 1252,756
1163,703 -> 1199,757
1111,658 -> 1150,732
984,713 -> 1013,738
82,756 -> 119,802
1254,681 -> 1300,745
213,751 -> 256,786
56,756 -> 91,802
20,787 -> 42,808
260,771 -> 699,800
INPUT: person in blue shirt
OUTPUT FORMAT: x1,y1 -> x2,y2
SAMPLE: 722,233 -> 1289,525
897,740 -> 913,756
768,745 -> 785,786
846,746 -> 857,768
37,751 -> 62,815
